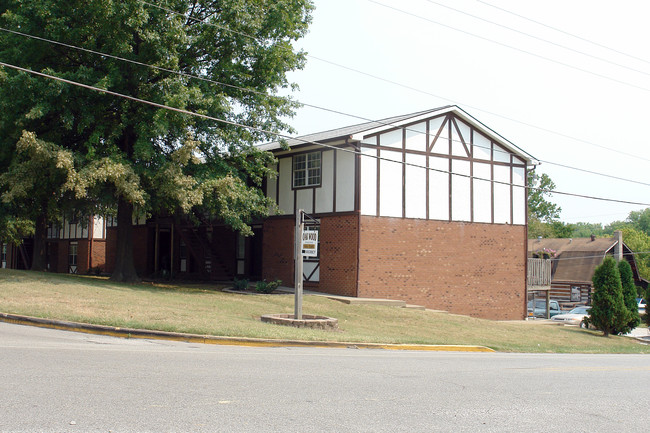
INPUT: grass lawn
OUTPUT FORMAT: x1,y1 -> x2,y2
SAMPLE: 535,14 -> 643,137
1,268 -> 648,353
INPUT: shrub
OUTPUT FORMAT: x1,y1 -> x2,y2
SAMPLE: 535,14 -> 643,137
618,260 -> 640,332
233,278 -> 249,291
255,279 -> 282,294
590,256 -> 630,336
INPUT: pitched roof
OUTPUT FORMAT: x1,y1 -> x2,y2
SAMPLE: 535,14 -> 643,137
528,237 -> 618,284
258,105 -> 537,164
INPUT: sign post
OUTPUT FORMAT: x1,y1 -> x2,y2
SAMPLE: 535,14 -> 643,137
294,210 -> 304,320
295,210 -> 319,320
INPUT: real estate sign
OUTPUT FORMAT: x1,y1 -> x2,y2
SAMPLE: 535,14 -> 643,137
302,229 -> 318,257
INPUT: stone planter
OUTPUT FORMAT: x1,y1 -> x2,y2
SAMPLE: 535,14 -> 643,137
260,314 -> 338,331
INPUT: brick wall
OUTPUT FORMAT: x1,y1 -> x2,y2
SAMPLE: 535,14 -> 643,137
90,239 -> 106,271
318,214 -> 359,296
262,214 -> 360,297
262,217 -> 295,285
358,216 -> 526,320
56,241 -> 68,273
104,226 -> 149,276
132,226 -> 149,277
105,227 -> 116,273
77,240 -> 90,274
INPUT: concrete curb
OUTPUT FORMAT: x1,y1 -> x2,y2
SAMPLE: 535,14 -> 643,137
0,312 -> 494,352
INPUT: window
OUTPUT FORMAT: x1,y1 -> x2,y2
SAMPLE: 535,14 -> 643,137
69,242 -> 78,274
293,152 -> 321,188
1,243 -> 6,268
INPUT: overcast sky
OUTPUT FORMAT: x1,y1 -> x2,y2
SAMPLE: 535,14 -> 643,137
281,0 -> 650,225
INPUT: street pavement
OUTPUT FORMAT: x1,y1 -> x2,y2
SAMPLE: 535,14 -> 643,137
1,322 -> 649,432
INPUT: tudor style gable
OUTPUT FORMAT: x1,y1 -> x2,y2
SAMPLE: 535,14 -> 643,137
359,111 -> 529,225
261,106 -> 534,226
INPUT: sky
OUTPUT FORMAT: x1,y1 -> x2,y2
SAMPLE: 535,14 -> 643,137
279,0 -> 650,226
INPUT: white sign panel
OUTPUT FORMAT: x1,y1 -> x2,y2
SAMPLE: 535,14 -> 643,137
302,229 -> 319,257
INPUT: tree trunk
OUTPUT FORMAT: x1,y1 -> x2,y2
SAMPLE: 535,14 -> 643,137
110,197 -> 140,282
30,212 -> 48,272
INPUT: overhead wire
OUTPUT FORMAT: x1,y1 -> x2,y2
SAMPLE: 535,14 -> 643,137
423,0 -> 650,79
475,0 -> 650,67
3,25 -> 650,190
367,0 -> 650,94
2,59 -> 650,209
133,0 -> 650,165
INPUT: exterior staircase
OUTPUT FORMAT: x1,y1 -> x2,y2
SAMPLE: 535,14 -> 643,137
177,227 -> 232,280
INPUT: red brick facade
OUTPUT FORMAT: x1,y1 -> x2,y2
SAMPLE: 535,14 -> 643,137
261,214 -> 526,319
105,226 -> 150,276
318,214 -> 359,297
262,214 -> 360,297
262,217 -> 295,285
357,216 -> 526,320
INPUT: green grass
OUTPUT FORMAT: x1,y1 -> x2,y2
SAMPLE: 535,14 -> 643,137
1,268 -> 648,353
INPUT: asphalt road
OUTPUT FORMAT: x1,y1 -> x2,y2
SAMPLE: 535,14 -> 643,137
1,322 -> 649,433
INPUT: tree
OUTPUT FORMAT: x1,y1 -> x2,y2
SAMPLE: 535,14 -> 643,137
0,131 -> 78,270
626,208 -> 650,235
0,0 -> 313,281
572,222 -> 606,238
589,256 -> 630,337
618,227 -> 650,282
527,171 -> 561,222
617,259 -> 640,332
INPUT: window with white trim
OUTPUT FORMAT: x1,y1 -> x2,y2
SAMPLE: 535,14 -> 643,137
293,152 -> 321,188
69,242 -> 78,274
1,243 -> 6,268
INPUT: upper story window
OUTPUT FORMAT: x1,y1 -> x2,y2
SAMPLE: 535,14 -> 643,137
293,152 -> 321,188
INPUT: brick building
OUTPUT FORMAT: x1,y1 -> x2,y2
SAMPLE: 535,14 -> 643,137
527,232 -> 648,306
1,215 -> 107,274
257,106 -> 537,320
93,106 -> 535,320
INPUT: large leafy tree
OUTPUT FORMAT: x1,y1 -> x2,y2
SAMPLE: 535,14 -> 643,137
527,171 -> 564,238
0,0 -> 313,281
0,131 -> 79,271
527,171 -> 561,222
589,256 -> 630,337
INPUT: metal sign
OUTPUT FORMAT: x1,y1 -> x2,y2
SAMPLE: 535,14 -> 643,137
302,229 -> 318,257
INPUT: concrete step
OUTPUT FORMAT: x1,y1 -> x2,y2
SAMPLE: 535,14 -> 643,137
325,296 -> 407,307
404,304 -> 426,310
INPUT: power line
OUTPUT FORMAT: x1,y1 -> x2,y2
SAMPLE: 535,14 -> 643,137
424,0 -> 650,79
134,0 -> 650,164
476,0 -> 650,67
2,59 -> 650,209
3,26 -> 650,189
368,0 -> 650,94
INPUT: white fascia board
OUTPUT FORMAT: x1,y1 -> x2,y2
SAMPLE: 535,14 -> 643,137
351,106 -> 454,142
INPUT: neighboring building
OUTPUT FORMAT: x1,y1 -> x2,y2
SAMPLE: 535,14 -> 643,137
1,215 -> 107,274
527,231 -> 648,305
256,105 -> 537,320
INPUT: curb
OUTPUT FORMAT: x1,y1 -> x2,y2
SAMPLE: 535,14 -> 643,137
0,312 -> 494,352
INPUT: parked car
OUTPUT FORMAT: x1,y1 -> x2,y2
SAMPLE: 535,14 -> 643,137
527,299 -> 562,318
552,306 -> 591,327
637,298 -> 646,314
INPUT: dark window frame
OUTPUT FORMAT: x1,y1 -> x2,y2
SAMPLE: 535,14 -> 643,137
292,151 -> 322,189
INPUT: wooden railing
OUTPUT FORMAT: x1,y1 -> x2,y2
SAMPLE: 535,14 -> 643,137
527,258 -> 552,287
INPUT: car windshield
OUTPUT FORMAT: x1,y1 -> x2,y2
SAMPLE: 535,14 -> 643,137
569,307 -> 589,314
